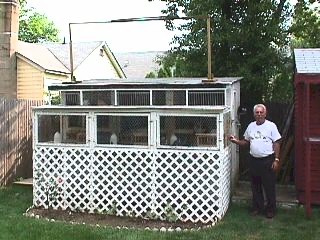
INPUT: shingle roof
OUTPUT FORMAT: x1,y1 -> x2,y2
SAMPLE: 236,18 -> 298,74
17,41 -> 70,74
294,48 -> 320,74
115,51 -> 165,78
43,41 -> 104,70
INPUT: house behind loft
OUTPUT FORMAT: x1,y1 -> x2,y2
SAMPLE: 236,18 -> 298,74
0,0 -> 124,101
115,51 -> 165,78
42,41 -> 125,81
16,41 -> 125,100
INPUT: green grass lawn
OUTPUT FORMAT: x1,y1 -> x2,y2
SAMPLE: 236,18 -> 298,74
0,185 -> 319,240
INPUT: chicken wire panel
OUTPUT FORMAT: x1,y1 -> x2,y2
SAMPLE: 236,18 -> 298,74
91,148 -> 155,217
83,91 -> 113,105
153,150 -> 228,223
33,146 -> 66,209
159,115 -> 218,148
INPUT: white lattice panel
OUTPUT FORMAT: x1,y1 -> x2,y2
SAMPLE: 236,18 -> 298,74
219,149 -> 231,218
63,148 -> 92,211
33,146 -> 231,223
33,147 -> 65,209
153,150 -> 228,223
91,149 -> 155,217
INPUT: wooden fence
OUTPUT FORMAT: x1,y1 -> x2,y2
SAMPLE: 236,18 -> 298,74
0,98 -> 43,186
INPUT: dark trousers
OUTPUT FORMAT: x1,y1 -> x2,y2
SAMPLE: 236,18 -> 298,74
249,154 -> 276,213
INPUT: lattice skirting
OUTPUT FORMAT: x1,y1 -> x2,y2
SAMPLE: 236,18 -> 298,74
33,146 -> 231,223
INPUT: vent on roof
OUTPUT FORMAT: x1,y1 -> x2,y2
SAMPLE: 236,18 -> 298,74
100,48 -> 104,57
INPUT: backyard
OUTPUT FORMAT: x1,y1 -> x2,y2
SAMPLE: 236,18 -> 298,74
0,185 -> 319,240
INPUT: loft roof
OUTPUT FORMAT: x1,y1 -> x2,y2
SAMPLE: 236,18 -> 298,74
48,77 -> 242,90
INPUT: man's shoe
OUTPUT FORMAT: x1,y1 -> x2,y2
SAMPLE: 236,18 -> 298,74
266,211 -> 275,219
250,209 -> 261,217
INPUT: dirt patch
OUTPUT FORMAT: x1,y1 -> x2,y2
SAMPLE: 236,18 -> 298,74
26,208 -> 214,231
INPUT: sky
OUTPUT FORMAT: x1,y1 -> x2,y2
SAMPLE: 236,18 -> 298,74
26,0 -> 316,53
27,0 -> 183,52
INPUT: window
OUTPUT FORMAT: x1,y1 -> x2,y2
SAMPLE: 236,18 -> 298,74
83,91 -> 112,105
64,91 -> 80,105
96,115 -> 149,146
58,89 -> 227,107
117,91 -> 150,106
152,90 -> 186,105
188,90 -> 225,106
159,115 -> 217,147
37,114 -> 86,144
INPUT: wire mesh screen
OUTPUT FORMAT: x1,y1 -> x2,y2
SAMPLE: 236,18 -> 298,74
38,115 -> 86,144
117,91 -> 150,106
96,115 -> 149,145
59,89 -> 226,106
188,90 -> 225,106
152,90 -> 186,105
83,91 -> 113,105
159,115 -> 217,147
64,91 -> 80,105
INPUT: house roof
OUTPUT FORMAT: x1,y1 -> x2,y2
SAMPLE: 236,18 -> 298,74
43,41 -> 105,71
294,49 -> 320,74
17,41 -> 70,74
17,41 -> 124,78
115,51 -> 165,78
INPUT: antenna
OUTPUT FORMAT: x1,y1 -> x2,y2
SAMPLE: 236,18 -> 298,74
68,15 -> 213,81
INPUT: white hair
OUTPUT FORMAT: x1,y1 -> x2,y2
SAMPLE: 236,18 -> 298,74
253,104 -> 266,113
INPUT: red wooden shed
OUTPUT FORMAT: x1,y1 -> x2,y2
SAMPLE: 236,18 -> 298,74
294,49 -> 320,216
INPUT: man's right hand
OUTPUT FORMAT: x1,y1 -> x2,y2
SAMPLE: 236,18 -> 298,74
229,135 -> 237,143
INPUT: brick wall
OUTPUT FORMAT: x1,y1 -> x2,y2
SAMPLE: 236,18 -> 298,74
0,0 -> 19,99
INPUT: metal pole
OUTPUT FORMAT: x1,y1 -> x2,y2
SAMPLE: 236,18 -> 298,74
207,16 -> 212,80
69,23 -> 74,81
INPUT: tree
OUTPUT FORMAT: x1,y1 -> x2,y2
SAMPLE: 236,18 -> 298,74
270,1 -> 320,102
152,0 -> 293,103
18,0 -> 60,43
290,0 -> 320,48
145,71 -> 157,78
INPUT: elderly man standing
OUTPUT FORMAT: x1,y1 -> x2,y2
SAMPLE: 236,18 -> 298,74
230,104 -> 281,218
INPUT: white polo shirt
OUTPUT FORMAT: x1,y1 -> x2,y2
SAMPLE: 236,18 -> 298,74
243,120 -> 281,158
